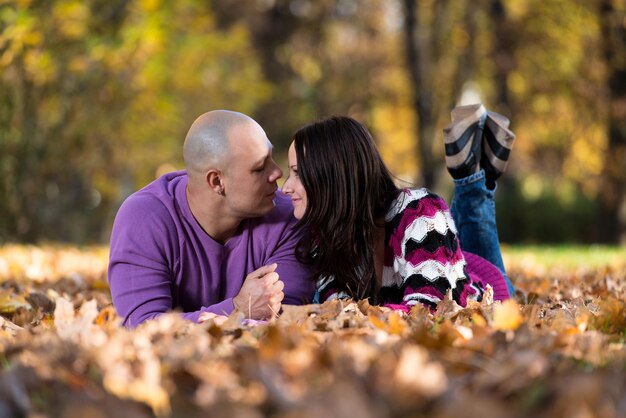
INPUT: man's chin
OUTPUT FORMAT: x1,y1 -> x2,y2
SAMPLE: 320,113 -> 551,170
247,200 -> 276,218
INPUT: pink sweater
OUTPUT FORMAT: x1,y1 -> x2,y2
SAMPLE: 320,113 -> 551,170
317,189 -> 487,311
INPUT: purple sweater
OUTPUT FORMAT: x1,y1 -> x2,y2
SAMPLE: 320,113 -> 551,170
108,171 -> 314,327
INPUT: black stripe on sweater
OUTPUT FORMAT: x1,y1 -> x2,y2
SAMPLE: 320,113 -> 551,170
404,228 -> 458,255
379,271 -> 470,307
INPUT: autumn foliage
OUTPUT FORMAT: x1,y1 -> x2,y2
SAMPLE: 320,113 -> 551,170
0,245 -> 624,418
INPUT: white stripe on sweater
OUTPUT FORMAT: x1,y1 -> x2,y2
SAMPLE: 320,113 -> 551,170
326,291 -> 350,301
400,211 -> 458,253
381,265 -> 401,288
393,258 -> 467,289
384,188 -> 429,221
316,276 -> 335,293
404,293 -> 442,305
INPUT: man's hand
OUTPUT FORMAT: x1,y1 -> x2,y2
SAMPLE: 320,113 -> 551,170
233,263 -> 285,319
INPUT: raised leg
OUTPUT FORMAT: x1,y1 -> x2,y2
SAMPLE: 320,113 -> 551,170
450,169 -> 515,295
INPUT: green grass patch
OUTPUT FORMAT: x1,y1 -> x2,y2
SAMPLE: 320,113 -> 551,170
501,244 -> 626,269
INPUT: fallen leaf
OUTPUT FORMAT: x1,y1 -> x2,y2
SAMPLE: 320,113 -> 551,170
0,290 -> 31,314
393,345 -> 447,397
492,299 -> 523,331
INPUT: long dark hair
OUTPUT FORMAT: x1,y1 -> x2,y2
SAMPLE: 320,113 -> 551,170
293,116 -> 400,302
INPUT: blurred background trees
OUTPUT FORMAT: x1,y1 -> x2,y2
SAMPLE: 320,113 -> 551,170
1,0 -> 624,244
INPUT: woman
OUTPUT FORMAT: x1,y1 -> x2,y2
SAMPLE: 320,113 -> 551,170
281,104 -> 516,311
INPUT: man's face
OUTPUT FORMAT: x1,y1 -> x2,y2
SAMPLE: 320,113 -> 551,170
221,120 -> 283,218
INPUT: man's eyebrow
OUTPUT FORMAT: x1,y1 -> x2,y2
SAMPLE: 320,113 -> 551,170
253,152 -> 270,167
252,156 -> 267,167
252,143 -> 273,167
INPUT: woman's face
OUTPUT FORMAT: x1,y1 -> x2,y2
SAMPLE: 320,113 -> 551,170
282,142 -> 308,220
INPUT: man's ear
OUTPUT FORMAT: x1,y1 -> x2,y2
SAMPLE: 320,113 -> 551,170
206,169 -> 225,195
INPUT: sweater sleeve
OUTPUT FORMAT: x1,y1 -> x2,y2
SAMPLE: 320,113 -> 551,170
316,276 -> 351,303
264,211 -> 315,306
382,191 -> 476,312
108,195 -> 235,327
108,194 -> 177,327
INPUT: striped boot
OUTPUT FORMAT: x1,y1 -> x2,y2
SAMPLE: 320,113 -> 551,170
481,111 -> 516,189
443,104 -> 487,180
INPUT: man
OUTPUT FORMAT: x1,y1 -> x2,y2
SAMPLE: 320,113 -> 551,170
108,110 -> 314,327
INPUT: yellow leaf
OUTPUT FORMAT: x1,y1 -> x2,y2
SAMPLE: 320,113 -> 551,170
0,291 -> 31,314
387,311 -> 408,335
471,313 -> 487,327
368,313 -> 387,331
492,299 -> 523,331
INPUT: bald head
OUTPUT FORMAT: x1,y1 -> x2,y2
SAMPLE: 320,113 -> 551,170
183,110 -> 254,172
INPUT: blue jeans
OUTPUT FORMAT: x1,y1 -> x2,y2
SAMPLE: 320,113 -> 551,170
451,169 -> 515,295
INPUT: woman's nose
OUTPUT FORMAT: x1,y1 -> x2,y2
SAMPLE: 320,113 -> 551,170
282,176 -> 292,193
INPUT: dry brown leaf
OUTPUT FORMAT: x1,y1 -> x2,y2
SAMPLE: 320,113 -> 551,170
198,311 -> 229,326
278,304 -> 321,325
435,289 -> 463,319
54,298 -> 102,343
393,345 -> 447,397
1,244 -> 626,417
0,315 -> 23,338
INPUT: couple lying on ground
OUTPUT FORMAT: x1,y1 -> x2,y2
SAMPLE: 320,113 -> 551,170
108,105 -> 516,327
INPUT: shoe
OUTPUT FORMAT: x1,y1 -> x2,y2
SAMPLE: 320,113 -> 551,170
443,104 -> 487,179
481,111 -> 516,189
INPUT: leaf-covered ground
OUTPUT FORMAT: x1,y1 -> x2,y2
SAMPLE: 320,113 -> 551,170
0,245 -> 624,418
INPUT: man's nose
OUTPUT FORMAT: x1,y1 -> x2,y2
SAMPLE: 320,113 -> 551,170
269,161 -> 283,182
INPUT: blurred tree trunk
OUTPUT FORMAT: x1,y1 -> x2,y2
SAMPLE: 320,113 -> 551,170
403,0 -> 478,188
451,4 -> 479,100
214,0 -> 301,144
488,0 -> 516,115
403,0 -> 440,189
598,0 -> 626,243
212,0 -> 391,150
14,55 -> 40,241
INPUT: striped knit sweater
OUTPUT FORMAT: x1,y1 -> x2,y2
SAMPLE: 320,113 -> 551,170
317,189 -> 485,311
